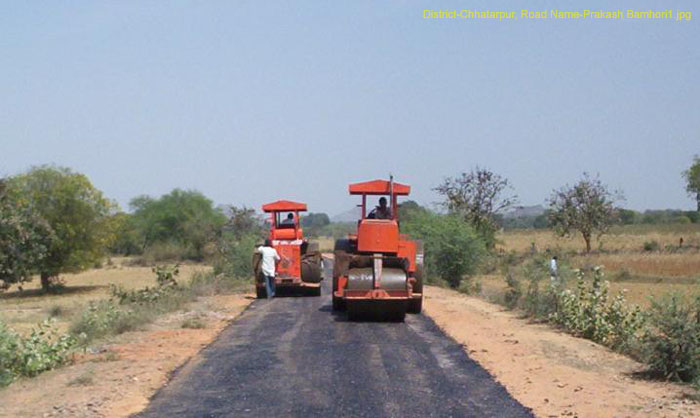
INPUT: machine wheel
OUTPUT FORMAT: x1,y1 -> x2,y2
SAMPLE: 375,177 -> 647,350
301,257 -> 322,283
304,242 -> 320,254
332,296 -> 345,311
408,296 -> 423,314
334,238 -> 354,252
256,286 -> 267,299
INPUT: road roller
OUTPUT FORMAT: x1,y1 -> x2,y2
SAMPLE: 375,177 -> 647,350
332,177 -> 424,321
253,200 -> 322,297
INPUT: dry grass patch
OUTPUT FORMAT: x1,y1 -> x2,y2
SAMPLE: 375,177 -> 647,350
0,258 -> 211,336
499,224 -> 700,254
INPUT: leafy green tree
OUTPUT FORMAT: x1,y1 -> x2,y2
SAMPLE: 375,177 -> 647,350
402,210 -> 485,288
129,189 -> 226,260
215,206 -> 265,278
107,212 -> 142,256
548,173 -> 621,253
7,166 -> 115,291
0,180 -> 54,291
683,155 -> 700,212
434,168 -> 517,247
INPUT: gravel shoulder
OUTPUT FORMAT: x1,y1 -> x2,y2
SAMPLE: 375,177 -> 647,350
423,285 -> 699,417
0,294 -> 252,418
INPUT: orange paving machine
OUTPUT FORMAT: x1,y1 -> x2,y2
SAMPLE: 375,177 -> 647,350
253,200 -> 322,298
332,178 -> 424,320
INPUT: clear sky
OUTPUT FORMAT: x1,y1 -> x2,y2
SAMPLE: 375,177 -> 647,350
1,1 -> 698,216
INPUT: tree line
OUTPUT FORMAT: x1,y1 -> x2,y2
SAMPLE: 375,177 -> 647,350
2,156 -> 698,292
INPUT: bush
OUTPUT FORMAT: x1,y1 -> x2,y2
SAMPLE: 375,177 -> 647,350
214,233 -> 259,279
0,319 -> 76,386
643,240 -> 660,252
402,211 -> 485,288
642,294 -> 700,383
141,241 -> 192,263
189,271 -> 248,296
549,268 -> 645,352
72,264 -> 192,343
181,316 -> 206,329
503,272 -> 522,309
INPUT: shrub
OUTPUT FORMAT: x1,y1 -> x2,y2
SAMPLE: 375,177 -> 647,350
181,316 -> 206,329
214,233 -> 259,279
642,294 -> 700,383
0,319 -> 76,386
73,264 -> 192,343
141,241 -> 192,263
503,272 -> 522,309
643,240 -> 660,252
402,210 -> 485,288
521,256 -> 559,318
189,271 -> 247,296
549,267 -> 645,352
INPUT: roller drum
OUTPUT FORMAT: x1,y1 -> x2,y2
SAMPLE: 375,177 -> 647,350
346,267 -> 407,291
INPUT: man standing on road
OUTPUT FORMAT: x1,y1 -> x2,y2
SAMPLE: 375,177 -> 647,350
549,256 -> 559,282
257,239 -> 280,299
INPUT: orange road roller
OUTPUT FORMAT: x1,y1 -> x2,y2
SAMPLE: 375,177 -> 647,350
253,200 -> 323,297
332,177 -> 424,321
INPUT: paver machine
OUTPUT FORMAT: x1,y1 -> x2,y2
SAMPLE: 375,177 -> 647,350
253,200 -> 322,298
332,178 -> 424,321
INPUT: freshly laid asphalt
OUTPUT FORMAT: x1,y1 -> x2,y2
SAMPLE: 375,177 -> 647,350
138,262 -> 532,418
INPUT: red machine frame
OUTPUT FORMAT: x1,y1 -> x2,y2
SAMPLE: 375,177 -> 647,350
333,178 -> 423,316
258,200 -> 321,294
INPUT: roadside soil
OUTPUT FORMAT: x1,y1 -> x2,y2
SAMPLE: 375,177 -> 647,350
424,285 -> 699,418
0,293 -> 253,418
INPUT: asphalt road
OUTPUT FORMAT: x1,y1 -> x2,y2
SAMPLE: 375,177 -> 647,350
138,264 -> 532,418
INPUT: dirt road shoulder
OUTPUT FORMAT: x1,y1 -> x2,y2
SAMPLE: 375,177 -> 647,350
0,293 -> 253,418
423,285 -> 699,417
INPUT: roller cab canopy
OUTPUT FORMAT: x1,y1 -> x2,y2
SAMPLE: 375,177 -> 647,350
348,179 -> 411,196
262,200 -> 308,213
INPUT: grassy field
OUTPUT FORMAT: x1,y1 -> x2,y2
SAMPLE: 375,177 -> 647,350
0,258 -> 212,336
497,224 -> 700,254
480,225 -> 700,308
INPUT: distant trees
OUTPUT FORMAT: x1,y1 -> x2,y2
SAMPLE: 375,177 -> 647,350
548,173 -> 621,253
434,168 -> 517,246
128,189 -> 227,260
300,213 -> 330,236
683,155 -> 700,212
6,166 -> 116,291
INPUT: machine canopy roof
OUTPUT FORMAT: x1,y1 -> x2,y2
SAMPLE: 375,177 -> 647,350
262,200 -> 308,213
348,179 -> 411,196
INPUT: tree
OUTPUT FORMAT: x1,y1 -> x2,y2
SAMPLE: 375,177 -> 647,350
434,168 -> 517,246
215,206 -> 265,278
683,155 -> 700,212
129,189 -> 226,259
402,209 -> 485,288
7,166 -> 115,291
548,173 -> 621,253
0,180 -> 55,291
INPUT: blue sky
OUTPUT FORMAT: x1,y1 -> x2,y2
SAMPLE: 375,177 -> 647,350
1,1 -> 698,215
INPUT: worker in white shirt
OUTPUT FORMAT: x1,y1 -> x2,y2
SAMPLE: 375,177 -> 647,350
549,256 -> 559,282
257,239 -> 280,299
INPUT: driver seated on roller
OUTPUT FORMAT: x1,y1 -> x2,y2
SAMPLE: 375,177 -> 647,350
368,197 -> 392,220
